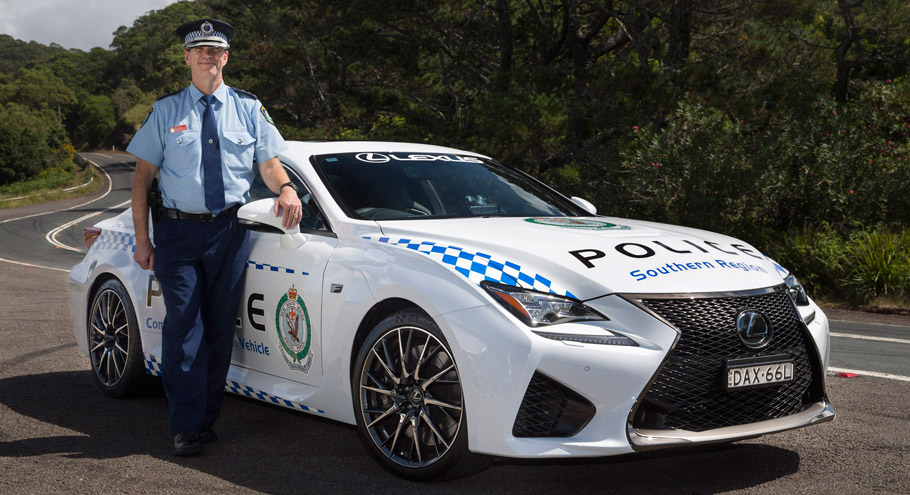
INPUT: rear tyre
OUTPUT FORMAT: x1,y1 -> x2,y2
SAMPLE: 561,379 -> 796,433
352,309 -> 491,480
87,278 -> 152,397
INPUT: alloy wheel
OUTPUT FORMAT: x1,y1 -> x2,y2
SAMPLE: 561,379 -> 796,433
358,325 -> 463,467
89,288 -> 130,387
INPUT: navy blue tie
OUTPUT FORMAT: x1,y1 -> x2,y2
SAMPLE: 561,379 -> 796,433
201,94 -> 225,215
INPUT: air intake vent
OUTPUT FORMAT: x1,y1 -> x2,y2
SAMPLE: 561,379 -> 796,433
513,372 -> 595,438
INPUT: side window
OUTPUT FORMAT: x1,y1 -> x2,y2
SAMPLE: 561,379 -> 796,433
250,163 -> 329,232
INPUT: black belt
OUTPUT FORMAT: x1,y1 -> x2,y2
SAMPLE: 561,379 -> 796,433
165,204 -> 240,222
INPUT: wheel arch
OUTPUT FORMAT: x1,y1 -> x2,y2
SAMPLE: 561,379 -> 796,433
348,297 -> 431,382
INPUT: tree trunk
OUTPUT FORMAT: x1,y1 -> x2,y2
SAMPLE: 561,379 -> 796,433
666,0 -> 691,72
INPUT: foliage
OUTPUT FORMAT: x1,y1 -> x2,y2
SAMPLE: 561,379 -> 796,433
766,225 -> 910,306
0,161 -> 77,196
0,103 -> 71,185
844,229 -> 910,304
0,0 -> 908,305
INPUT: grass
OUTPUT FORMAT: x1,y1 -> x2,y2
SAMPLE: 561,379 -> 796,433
0,162 -> 103,209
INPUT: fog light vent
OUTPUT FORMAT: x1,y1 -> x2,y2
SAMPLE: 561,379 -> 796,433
512,371 -> 595,438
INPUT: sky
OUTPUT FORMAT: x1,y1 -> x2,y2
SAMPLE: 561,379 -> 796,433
0,0 -> 181,51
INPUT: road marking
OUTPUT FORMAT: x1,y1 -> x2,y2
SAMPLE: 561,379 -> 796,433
45,199 -> 131,252
0,256 -> 69,273
830,332 -> 910,345
829,367 -> 910,383
0,155 -> 120,271
830,319 -> 910,329
0,157 -> 113,225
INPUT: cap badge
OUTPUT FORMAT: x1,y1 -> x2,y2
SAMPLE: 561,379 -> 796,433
201,21 -> 214,34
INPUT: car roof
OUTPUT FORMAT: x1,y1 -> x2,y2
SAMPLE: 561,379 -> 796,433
282,140 -> 490,160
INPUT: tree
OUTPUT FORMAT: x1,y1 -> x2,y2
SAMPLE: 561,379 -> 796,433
0,103 -> 70,185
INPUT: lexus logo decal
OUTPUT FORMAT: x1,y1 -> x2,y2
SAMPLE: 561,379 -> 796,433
355,153 -> 391,163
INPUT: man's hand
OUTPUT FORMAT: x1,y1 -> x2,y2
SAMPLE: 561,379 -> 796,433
134,239 -> 155,271
259,156 -> 303,230
132,158 -> 159,270
274,187 -> 303,230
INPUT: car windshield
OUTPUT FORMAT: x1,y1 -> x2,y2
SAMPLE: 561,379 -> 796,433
312,152 -> 589,220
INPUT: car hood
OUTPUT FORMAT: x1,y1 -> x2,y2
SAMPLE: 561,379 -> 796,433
373,216 -> 788,300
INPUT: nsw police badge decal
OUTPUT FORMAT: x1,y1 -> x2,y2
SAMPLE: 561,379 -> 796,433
275,285 -> 313,373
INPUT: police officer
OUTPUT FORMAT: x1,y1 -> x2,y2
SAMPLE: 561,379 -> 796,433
127,18 -> 302,456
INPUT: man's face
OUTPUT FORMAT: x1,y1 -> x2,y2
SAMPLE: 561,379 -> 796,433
184,46 -> 228,79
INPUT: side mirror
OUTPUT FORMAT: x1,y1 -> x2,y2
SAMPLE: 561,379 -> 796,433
570,196 -> 597,215
238,198 -> 301,235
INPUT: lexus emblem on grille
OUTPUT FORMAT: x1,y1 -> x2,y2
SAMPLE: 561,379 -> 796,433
735,309 -> 773,349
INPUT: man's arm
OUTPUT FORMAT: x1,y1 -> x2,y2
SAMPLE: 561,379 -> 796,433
258,156 -> 302,230
132,158 -> 159,270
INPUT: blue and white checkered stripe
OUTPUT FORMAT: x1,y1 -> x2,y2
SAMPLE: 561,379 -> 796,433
225,380 -> 325,414
364,236 -> 576,299
143,354 -> 324,414
247,260 -> 308,276
94,232 -> 136,253
144,354 -> 163,376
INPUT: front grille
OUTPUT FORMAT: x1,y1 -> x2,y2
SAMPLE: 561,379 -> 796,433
513,372 -> 595,437
631,287 -> 820,432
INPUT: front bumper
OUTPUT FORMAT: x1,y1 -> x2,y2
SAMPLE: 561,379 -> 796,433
439,286 -> 833,459
629,400 -> 835,449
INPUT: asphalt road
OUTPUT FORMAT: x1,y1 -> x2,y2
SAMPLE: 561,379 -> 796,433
1,264 -> 908,494
0,152 -> 135,272
0,153 -> 908,493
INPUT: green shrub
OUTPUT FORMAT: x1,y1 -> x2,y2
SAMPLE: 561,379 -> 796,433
844,229 -> 910,305
764,225 -> 910,307
764,223 -> 853,300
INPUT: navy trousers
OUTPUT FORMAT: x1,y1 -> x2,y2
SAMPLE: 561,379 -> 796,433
153,213 -> 249,435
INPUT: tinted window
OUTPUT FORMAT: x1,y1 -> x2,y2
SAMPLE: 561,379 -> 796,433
312,152 -> 587,220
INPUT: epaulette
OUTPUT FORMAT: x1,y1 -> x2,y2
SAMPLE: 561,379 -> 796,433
155,89 -> 183,102
234,88 -> 258,99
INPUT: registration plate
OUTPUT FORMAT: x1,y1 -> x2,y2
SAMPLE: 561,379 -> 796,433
725,355 -> 794,391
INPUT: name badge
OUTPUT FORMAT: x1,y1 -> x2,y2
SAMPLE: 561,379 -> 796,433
169,125 -> 188,134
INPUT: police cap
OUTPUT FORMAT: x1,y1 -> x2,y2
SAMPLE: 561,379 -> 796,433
176,18 -> 234,50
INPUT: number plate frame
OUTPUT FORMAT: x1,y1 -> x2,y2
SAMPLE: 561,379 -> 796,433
724,354 -> 794,391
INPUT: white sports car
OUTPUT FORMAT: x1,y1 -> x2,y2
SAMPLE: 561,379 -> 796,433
69,141 -> 834,480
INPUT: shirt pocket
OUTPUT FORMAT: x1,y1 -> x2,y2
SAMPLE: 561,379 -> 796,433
221,129 -> 256,176
163,131 -> 200,178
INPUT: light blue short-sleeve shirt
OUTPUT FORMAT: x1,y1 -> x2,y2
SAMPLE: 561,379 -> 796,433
127,83 -> 288,213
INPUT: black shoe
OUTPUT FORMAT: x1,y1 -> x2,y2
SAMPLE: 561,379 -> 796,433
198,425 -> 217,444
173,431 -> 202,456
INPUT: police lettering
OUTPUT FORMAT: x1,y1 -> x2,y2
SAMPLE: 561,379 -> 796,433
568,249 -> 606,269
569,239 -> 764,269
146,274 -> 162,307
247,292 -> 266,331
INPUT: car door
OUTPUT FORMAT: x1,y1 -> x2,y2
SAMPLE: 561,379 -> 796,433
233,164 -> 338,388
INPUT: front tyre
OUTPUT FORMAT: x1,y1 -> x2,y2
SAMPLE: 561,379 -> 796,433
87,278 -> 151,397
353,309 -> 490,480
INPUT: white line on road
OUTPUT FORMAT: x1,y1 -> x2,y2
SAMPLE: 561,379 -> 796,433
830,332 -> 910,345
0,256 -> 70,273
830,319 -> 910,329
0,156 -> 119,272
829,367 -> 910,383
45,198 -> 132,252
0,157 -> 113,225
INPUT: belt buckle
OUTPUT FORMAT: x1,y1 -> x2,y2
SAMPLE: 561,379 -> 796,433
200,212 -> 216,222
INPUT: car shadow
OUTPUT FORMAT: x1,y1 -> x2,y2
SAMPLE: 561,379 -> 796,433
0,370 -> 799,493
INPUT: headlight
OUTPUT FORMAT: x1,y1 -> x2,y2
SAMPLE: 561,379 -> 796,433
481,281 -> 637,346
482,281 -> 605,326
784,274 -> 810,306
